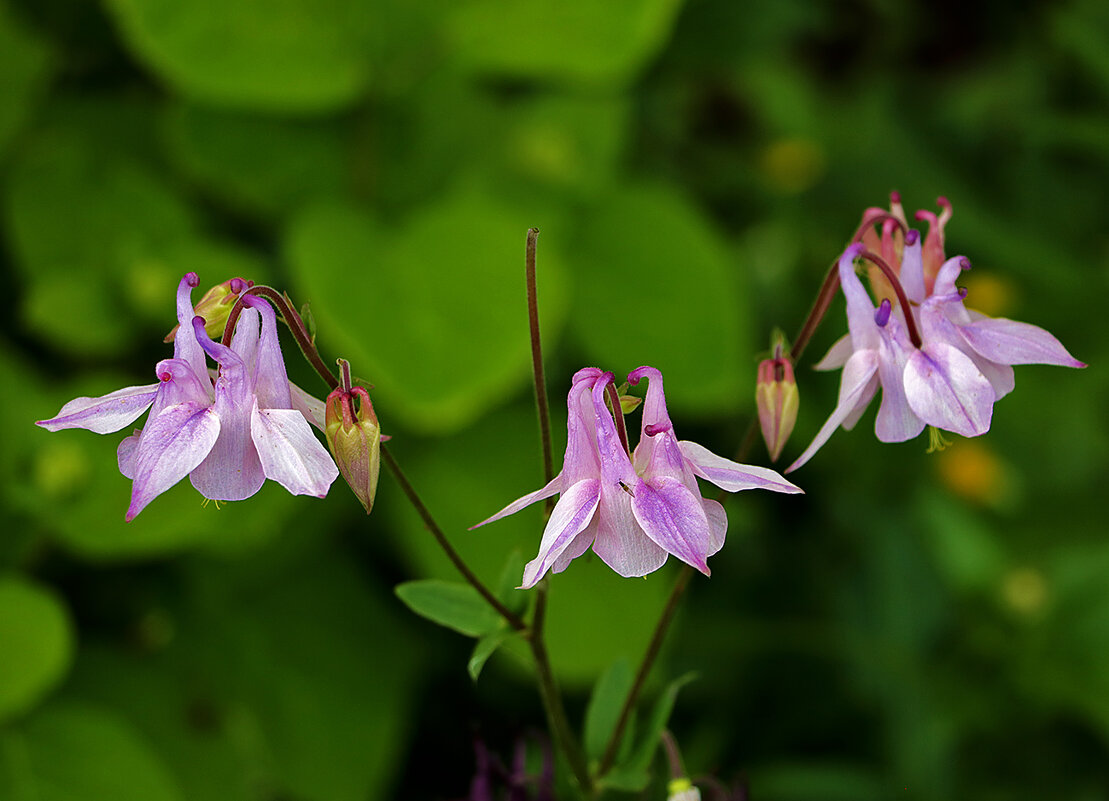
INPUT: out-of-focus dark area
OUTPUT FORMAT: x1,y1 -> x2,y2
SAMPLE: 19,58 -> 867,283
0,0 -> 1105,798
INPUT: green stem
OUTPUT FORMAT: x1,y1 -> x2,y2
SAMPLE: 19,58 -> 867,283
525,228 -> 555,515
789,258 -> 839,364
529,581 -> 595,797
381,446 -> 526,632
596,565 -> 693,778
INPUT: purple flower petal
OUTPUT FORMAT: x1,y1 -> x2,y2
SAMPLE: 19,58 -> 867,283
191,316 -> 265,500
125,403 -> 221,520
787,349 -> 880,473
905,343 -> 994,437
290,382 -> 327,430
243,295 -> 294,409
628,366 -> 697,489
632,475 -> 714,575
250,403 -> 338,497
874,321 -> 925,442
117,429 -> 141,479
172,273 -> 213,393
839,244 -> 881,351
701,498 -> 728,557
959,317 -> 1086,368
470,475 -> 562,530
899,235 -> 926,304
548,521 -> 598,575
931,256 -> 966,297
36,384 -> 158,434
813,334 -> 853,371
591,481 -> 668,578
589,375 -> 638,488
521,479 -> 601,589
679,441 -> 802,494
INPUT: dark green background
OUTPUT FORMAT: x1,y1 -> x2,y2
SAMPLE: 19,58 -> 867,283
0,0 -> 1105,798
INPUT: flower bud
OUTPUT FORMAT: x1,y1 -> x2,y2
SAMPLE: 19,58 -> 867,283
164,277 -> 253,343
756,350 -> 799,462
325,385 -> 381,514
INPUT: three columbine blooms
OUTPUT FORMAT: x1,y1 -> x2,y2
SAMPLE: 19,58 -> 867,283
38,195 -> 1083,585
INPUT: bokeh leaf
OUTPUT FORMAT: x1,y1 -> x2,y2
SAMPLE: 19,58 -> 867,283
286,186 -> 570,433
103,0 -> 379,113
0,2 -> 52,158
571,183 -> 750,415
162,103 -> 350,219
447,0 -> 684,85
4,121 -> 197,354
0,576 -> 73,723
0,704 -> 183,801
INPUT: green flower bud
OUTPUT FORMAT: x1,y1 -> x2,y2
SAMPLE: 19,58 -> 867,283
325,385 -> 381,514
756,349 -> 798,463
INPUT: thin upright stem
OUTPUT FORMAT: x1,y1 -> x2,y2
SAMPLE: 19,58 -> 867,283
381,446 -> 527,632
789,258 -> 840,364
528,582 -> 594,797
596,565 -> 693,777
525,228 -> 555,514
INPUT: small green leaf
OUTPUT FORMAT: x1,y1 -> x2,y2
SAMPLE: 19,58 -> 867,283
0,576 -> 73,722
583,659 -> 633,760
395,580 -> 503,638
610,672 -> 697,785
468,630 -> 512,682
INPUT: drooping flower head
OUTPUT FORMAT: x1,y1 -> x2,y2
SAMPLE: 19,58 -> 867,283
37,273 -> 338,519
788,197 -> 1085,471
472,367 -> 801,588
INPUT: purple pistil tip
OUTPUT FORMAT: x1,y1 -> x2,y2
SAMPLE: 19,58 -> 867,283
874,299 -> 892,327
890,190 -> 901,204
229,277 -> 247,294
937,196 -> 951,209
905,229 -> 919,245
958,287 -> 968,299
959,257 -> 971,271
644,422 -> 672,437
185,272 -> 199,287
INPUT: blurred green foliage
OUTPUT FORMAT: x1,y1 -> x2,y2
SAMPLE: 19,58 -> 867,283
0,0 -> 1106,798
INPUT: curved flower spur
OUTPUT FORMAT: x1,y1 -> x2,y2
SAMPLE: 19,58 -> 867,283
37,272 -> 338,519
472,367 -> 802,588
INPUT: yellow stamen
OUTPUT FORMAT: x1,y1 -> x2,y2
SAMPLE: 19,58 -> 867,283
926,427 -> 951,454
201,498 -> 224,510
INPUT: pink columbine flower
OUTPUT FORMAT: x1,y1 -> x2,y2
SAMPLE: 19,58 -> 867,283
788,198 -> 1085,471
37,273 -> 338,520
472,367 -> 801,588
